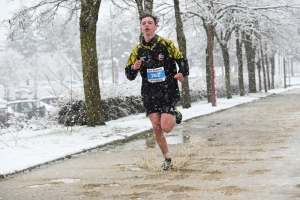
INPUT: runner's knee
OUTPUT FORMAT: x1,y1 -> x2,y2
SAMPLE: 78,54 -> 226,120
161,125 -> 172,133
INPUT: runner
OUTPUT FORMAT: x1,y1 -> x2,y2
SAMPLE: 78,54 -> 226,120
125,13 -> 189,171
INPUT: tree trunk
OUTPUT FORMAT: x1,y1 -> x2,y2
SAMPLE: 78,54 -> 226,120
269,53 -> 275,89
173,0 -> 191,108
205,47 -> 212,103
80,0 -> 105,126
210,18 -> 233,99
220,44 -> 232,99
259,39 -> 268,93
207,23 -> 217,106
235,29 -> 245,96
291,58 -> 294,76
144,0 -> 153,12
256,59 -> 262,92
264,45 -> 270,90
136,0 -> 154,43
243,31 -> 257,93
135,0 -> 153,15
283,58 -> 287,88
256,49 -> 262,92
265,56 -> 270,90
202,20 -> 213,103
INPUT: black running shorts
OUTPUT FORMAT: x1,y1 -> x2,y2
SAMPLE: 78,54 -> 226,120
145,101 -> 176,116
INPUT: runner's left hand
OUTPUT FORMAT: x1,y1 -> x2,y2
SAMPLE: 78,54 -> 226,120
174,73 -> 184,82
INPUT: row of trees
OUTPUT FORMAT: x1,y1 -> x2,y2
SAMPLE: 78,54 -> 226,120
3,0 -> 300,126
163,0 -> 300,99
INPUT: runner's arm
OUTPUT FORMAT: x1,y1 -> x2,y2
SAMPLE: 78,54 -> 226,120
165,39 -> 189,77
125,46 -> 139,80
175,58 -> 189,77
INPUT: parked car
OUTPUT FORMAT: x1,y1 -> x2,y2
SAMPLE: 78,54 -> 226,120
0,107 -> 11,128
64,80 -> 82,88
15,87 -> 34,100
7,100 -> 46,119
38,96 -> 59,107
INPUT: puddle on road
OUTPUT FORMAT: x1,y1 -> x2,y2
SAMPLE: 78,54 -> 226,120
29,184 -> 53,188
50,178 -> 81,184
122,164 -> 142,171
109,183 -> 120,187
28,178 -> 81,188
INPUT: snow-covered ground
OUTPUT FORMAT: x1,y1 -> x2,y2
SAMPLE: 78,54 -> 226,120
1,76 -> 300,176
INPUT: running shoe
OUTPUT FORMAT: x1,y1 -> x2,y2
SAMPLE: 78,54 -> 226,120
174,107 -> 182,124
159,159 -> 173,171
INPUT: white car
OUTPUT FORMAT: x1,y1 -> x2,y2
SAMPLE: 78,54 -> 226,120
7,100 -> 46,119
38,96 -> 59,107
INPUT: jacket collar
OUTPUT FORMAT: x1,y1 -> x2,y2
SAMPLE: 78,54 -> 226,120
141,34 -> 158,48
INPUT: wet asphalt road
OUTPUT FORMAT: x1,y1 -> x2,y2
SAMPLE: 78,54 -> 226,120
0,89 -> 300,200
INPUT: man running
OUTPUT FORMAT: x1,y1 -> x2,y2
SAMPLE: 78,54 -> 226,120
125,13 -> 189,171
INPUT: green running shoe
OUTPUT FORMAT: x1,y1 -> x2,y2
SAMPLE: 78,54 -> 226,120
174,107 -> 182,124
159,160 -> 173,171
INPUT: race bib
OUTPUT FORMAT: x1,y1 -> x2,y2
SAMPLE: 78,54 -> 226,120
147,67 -> 166,83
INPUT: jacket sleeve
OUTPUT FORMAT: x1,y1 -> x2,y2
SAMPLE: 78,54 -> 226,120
165,38 -> 189,77
176,58 -> 189,77
125,46 -> 139,81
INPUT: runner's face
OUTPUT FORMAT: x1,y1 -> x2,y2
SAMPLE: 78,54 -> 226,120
140,17 -> 157,37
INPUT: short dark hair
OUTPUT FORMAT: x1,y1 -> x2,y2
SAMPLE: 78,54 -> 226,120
139,12 -> 159,26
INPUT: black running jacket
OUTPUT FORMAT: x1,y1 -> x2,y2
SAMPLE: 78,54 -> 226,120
125,35 -> 189,105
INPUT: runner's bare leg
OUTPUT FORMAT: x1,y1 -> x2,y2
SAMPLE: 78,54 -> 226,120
149,113 -> 176,158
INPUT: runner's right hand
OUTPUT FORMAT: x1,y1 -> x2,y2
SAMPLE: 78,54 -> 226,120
133,60 -> 142,70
